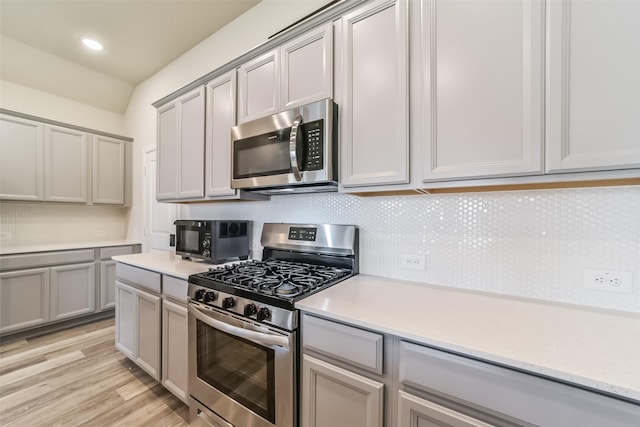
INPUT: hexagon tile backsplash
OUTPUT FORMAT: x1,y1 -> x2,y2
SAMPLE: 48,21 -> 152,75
184,186 -> 640,313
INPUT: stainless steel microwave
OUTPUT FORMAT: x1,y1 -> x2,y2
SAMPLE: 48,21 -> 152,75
231,98 -> 338,194
174,220 -> 250,264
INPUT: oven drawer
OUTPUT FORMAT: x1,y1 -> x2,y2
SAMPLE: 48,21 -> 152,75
302,313 -> 383,375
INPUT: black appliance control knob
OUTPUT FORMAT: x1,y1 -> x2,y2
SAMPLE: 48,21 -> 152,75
244,303 -> 257,317
194,289 -> 205,300
222,297 -> 235,310
257,307 -> 271,322
202,239 -> 210,248
203,291 -> 217,303
202,249 -> 210,258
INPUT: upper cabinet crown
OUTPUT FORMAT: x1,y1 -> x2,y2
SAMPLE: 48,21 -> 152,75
237,22 -> 334,124
0,112 -> 131,205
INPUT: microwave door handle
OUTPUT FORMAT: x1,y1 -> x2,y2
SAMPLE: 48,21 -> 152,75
289,115 -> 303,181
190,304 -> 290,348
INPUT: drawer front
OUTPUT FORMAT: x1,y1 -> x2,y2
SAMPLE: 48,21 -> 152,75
115,263 -> 161,294
163,275 -> 188,303
100,245 -> 139,260
0,249 -> 95,271
302,313 -> 383,374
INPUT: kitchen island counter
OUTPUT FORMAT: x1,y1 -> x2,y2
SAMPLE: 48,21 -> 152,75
297,274 -> 640,404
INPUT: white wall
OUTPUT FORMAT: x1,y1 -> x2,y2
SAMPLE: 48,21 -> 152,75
0,79 -> 126,135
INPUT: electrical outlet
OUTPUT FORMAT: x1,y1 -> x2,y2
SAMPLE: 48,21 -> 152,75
584,269 -> 633,294
401,254 -> 426,270
0,231 -> 12,240
94,230 -> 106,236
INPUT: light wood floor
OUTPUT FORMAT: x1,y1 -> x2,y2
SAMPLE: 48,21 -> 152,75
0,318 -> 189,426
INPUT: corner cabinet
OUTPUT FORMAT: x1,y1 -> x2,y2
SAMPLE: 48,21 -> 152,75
237,22 -> 334,124
420,0 -> 544,181
545,0 -> 640,173
157,87 -> 206,201
338,0 -> 410,188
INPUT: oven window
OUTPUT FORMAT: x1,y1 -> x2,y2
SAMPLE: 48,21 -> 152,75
196,319 -> 276,423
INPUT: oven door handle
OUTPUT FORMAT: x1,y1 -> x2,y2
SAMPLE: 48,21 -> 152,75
190,304 -> 290,348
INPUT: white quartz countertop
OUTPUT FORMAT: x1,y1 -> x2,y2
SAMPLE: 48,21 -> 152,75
112,251 -> 216,280
296,274 -> 640,403
0,240 -> 141,255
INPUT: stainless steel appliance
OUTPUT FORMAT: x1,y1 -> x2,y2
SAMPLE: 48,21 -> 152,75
187,223 -> 359,427
231,99 -> 338,194
174,220 -> 250,264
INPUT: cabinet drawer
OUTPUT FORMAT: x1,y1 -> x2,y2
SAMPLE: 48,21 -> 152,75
163,275 -> 188,303
0,249 -> 95,271
100,245 -> 138,260
115,263 -> 161,294
302,313 -> 383,374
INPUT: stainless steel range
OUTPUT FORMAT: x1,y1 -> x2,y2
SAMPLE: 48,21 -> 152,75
187,223 -> 359,427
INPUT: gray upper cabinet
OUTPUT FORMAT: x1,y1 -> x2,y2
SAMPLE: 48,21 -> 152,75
44,125 -> 89,203
1,112 -> 130,205
92,135 -> 125,204
237,22 -> 334,124
157,87 -> 206,201
421,0 -> 544,181
0,114 -> 44,201
205,71 -> 237,198
339,0 -> 410,188
280,21 -> 333,110
545,0 -> 640,173
237,49 -> 280,124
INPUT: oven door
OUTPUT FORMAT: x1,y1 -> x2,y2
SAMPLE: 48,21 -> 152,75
188,302 -> 295,427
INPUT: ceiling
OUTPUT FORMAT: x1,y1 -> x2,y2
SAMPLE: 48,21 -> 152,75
0,0 -> 261,113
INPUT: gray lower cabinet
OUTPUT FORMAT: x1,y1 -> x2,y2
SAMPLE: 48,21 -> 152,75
162,298 -> 188,403
50,262 -> 95,321
302,354 -> 384,427
398,390 -> 492,427
301,313 -> 386,427
114,263 -> 188,400
100,260 -> 117,310
0,267 -> 50,333
114,279 -> 161,380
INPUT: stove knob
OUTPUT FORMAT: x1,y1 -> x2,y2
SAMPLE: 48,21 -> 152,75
203,291 -> 217,303
202,239 -> 210,248
222,297 -> 235,310
203,249 -> 210,258
194,289 -> 205,300
257,307 -> 271,322
244,303 -> 257,317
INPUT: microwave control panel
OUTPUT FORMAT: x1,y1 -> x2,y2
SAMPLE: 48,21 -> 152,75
302,119 -> 323,171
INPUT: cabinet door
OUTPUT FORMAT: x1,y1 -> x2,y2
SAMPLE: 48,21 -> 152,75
301,354 -> 384,427
421,0 -> 544,181
237,49 -> 279,123
0,268 -> 50,334
205,71 -> 237,197
92,135 -> 125,204
0,115 -> 44,201
157,102 -> 179,200
44,125 -> 88,203
115,280 -> 135,359
398,391 -> 492,427
546,0 -> 640,172
50,262 -> 96,321
136,289 -> 161,380
100,260 -> 116,310
162,299 -> 188,402
340,0 -> 409,187
177,87 -> 206,199
281,22 -> 333,110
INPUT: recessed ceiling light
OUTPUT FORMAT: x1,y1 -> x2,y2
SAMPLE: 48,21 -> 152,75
81,38 -> 103,51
